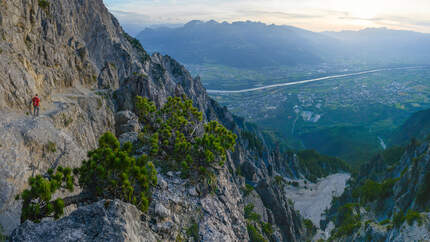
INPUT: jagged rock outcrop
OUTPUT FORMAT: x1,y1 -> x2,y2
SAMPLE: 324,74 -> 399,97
11,199 -> 160,242
11,172 -> 250,241
324,142 -> 430,241
0,0 -> 309,240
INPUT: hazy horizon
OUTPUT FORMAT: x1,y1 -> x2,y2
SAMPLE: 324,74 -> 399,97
103,0 -> 430,35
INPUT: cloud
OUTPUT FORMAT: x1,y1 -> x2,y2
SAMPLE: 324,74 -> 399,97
338,14 -> 430,32
238,10 -> 323,19
103,0 -> 430,33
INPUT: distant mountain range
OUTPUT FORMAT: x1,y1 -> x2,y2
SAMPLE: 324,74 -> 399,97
137,20 -> 430,68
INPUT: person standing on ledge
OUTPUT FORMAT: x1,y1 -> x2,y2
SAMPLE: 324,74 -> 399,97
32,94 -> 41,117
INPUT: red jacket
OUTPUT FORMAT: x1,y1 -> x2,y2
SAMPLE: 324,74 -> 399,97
32,96 -> 40,107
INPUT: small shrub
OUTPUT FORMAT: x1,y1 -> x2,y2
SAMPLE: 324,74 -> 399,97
38,0 -> 49,10
62,114 -> 73,127
405,210 -> 422,226
261,222 -> 273,237
331,203 -> 361,238
0,224 -> 6,242
379,219 -> 390,225
243,184 -> 254,196
17,133 -> 157,223
274,175 -> 285,185
247,223 -> 267,242
45,141 -> 57,153
244,204 -> 261,222
186,221 -> 199,241
304,219 -> 316,234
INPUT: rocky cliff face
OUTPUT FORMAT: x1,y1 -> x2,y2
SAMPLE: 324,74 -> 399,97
324,142 -> 430,241
0,0 -> 310,241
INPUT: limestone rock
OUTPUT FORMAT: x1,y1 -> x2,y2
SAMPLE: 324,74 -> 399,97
10,200 -> 160,242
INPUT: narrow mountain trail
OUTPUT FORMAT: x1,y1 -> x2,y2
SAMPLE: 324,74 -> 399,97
31,88 -> 109,118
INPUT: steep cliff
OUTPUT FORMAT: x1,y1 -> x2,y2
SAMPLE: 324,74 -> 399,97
0,0 -> 316,241
323,141 -> 430,241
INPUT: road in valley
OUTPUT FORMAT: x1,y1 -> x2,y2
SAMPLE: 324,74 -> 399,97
207,66 -> 423,94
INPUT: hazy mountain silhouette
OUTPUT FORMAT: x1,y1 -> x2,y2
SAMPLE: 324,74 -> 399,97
137,21 -> 430,68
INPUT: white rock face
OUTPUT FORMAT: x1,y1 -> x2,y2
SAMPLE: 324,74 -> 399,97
284,173 -> 350,227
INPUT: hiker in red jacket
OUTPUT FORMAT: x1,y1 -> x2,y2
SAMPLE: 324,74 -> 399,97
32,94 -> 41,116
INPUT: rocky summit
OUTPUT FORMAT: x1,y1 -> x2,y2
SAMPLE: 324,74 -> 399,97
1,0 -> 430,242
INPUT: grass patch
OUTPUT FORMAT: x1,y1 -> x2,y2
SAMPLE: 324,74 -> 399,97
0,224 -> 6,242
405,210 -> 423,226
45,141 -> 57,153
274,175 -> 285,185
242,184 -> 254,196
62,114 -> 73,127
38,0 -> 49,10
379,219 -> 390,225
304,219 -> 317,235
186,221 -> 199,241
247,223 -> 267,242
331,203 -> 361,239
261,222 -> 273,237
244,204 -> 261,222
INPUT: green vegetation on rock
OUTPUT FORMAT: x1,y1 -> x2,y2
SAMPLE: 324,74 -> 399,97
247,223 -> 267,242
0,224 -> 6,242
244,203 -> 261,222
186,221 -> 199,241
331,203 -> 361,239
17,132 -> 157,223
135,96 -> 236,182
405,210 -> 423,226
38,0 -> 49,10
356,178 -> 399,204
297,150 -> 350,182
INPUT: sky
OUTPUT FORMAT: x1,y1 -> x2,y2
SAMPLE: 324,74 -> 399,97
103,0 -> 430,35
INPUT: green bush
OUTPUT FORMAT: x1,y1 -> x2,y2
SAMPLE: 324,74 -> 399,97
135,96 -> 236,183
274,175 -> 285,185
243,184 -> 254,196
17,132 -> 157,223
331,203 -> 361,238
405,210 -> 422,226
186,221 -> 199,241
358,178 -> 398,204
244,204 -> 261,221
261,222 -> 273,237
379,219 -> 390,225
0,224 -> 6,242
297,150 -> 350,182
304,219 -> 316,234
247,223 -> 267,242
38,0 -> 50,10
45,141 -> 57,153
